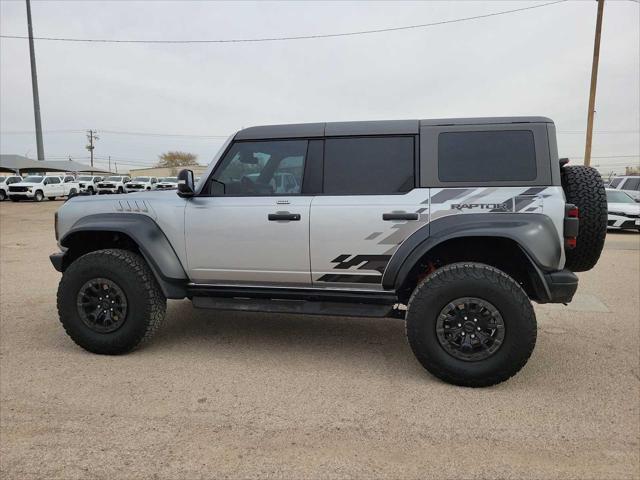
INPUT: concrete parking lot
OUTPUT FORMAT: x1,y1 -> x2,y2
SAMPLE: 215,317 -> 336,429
0,200 -> 638,479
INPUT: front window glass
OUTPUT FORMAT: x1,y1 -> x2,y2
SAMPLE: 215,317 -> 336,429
106,176 -> 123,181
214,140 -> 307,195
606,190 -> 635,203
160,177 -> 177,182
24,176 -> 43,183
78,176 -> 92,181
131,177 -> 150,182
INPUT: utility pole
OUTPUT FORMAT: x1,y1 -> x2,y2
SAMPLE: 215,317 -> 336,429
86,130 -> 99,167
108,155 -> 112,172
584,0 -> 605,167
115,161 -> 118,174
26,0 -> 45,161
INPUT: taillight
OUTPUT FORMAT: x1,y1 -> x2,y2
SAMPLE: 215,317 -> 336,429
566,237 -> 577,249
567,206 -> 579,218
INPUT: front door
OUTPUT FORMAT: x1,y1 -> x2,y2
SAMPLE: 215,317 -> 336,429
185,139 -> 313,286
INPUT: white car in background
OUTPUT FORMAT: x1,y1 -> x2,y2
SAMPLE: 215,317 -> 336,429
606,189 -> 640,231
8,175 -> 67,202
125,176 -> 158,193
0,175 -> 23,201
96,176 -> 131,194
156,177 -> 178,190
76,175 -> 104,195
608,176 -> 640,202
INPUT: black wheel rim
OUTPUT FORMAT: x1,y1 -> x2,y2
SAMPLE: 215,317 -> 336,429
435,297 -> 505,362
76,278 -> 128,333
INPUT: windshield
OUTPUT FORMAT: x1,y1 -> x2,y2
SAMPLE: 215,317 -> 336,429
607,190 -> 636,203
77,176 -> 93,181
106,176 -> 123,181
23,176 -> 43,183
160,177 -> 177,182
132,177 -> 150,182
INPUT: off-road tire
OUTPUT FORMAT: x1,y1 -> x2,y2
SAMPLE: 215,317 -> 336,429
57,249 -> 166,354
406,262 -> 537,387
561,165 -> 607,272
34,190 -> 44,202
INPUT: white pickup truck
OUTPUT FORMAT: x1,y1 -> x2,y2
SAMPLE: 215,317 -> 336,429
0,175 -> 23,201
8,175 -> 79,202
76,176 -> 104,195
96,176 -> 131,195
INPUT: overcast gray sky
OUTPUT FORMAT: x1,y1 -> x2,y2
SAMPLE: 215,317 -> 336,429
1,0 -> 638,174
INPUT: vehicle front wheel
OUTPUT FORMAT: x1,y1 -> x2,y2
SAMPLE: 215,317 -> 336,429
0,190 -> 6,201
117,187 -> 123,194
406,262 -> 537,387
57,249 -> 166,354
34,190 -> 44,202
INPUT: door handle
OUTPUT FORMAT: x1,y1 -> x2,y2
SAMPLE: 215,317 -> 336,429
268,212 -> 301,221
382,212 -> 419,221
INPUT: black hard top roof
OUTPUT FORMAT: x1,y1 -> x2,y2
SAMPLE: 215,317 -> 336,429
234,116 -> 554,140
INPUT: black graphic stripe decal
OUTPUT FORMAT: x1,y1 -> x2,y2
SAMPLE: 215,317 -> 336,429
331,254 -> 391,274
317,274 -> 382,284
430,188 -> 474,204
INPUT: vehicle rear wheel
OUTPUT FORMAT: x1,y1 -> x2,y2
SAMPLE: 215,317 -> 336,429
34,190 -> 44,202
0,190 -> 6,201
406,262 -> 537,387
57,249 -> 166,354
561,165 -> 607,272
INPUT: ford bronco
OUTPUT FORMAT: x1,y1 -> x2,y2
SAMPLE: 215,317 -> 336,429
50,117 -> 607,387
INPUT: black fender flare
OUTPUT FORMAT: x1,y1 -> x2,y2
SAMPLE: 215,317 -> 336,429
59,213 -> 188,298
382,213 -> 562,291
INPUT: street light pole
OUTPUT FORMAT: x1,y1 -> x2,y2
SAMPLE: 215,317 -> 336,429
584,0 -> 605,167
26,0 -> 45,161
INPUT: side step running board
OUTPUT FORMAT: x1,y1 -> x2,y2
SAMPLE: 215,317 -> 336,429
192,297 -> 395,318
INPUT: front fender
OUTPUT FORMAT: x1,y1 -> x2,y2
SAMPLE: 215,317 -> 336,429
382,213 -> 562,290
59,213 -> 188,298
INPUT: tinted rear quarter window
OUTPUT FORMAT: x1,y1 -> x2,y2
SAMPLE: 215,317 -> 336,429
438,130 -> 536,182
323,136 -> 414,195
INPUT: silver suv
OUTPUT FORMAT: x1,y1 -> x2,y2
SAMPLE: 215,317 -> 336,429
50,117 -> 607,387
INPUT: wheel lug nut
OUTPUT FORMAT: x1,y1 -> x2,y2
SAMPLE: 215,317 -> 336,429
473,319 -> 477,322
464,316 -> 468,320
477,327 -> 481,331
458,323 -> 462,327
471,334 -> 475,338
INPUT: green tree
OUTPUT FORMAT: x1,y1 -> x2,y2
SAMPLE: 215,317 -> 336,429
155,151 -> 198,168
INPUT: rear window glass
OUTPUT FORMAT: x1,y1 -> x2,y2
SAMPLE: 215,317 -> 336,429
323,136 -> 414,195
623,178 -> 640,191
438,130 -> 536,182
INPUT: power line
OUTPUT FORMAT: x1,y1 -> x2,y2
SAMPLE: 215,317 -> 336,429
0,1 -> 567,44
1,129 -> 228,138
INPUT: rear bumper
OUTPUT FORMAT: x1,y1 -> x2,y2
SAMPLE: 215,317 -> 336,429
540,269 -> 579,304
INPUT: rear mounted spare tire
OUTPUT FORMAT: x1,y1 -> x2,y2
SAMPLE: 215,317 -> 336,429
561,165 -> 607,272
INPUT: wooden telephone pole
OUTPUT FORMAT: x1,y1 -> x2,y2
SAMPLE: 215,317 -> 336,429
86,130 -> 99,168
584,0 -> 605,167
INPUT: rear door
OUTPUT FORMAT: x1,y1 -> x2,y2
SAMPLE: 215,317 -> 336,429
185,139 -> 316,286
310,136 -> 429,290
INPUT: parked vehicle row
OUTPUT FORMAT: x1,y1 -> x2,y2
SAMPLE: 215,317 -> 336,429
0,174 -> 185,201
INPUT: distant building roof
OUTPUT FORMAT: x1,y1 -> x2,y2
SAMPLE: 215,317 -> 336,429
0,154 -> 111,174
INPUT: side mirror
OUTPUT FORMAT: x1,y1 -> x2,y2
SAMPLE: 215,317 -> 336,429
177,169 -> 195,197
